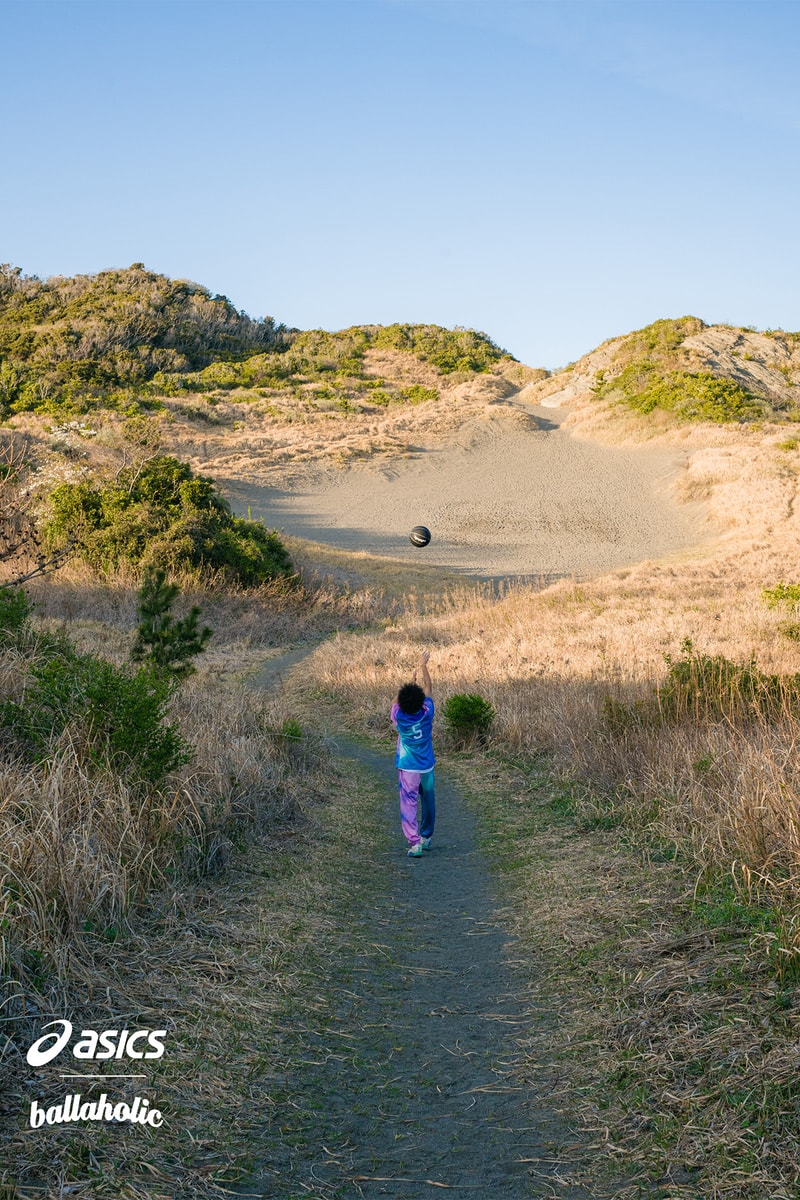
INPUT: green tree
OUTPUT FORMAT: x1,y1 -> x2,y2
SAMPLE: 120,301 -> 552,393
131,567 -> 212,681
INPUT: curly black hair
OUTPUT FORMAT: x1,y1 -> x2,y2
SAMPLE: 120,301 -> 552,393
397,682 -> 426,716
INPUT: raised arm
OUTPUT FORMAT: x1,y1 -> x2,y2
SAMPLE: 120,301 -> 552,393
414,649 -> 432,698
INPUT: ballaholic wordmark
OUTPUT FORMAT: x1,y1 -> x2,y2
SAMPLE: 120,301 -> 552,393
29,1093 -> 164,1128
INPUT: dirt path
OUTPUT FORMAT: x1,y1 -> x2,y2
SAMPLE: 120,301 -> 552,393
235,655 -> 596,1198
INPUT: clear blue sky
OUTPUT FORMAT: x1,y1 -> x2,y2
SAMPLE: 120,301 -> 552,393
2,0 -> 799,367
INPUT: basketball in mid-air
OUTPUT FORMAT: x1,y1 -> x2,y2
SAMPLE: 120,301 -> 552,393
409,526 -> 431,547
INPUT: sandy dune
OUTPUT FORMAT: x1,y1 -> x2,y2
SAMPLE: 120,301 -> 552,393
224,403 -> 709,582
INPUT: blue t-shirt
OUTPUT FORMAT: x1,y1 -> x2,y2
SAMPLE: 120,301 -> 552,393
391,697 -> 435,772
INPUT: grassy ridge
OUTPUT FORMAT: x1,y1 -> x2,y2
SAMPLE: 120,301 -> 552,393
0,263 -> 289,415
0,264 -> 513,419
591,318 -> 767,422
583,316 -> 800,424
3,268 -> 799,429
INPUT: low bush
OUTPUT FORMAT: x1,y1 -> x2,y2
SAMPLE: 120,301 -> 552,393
763,581 -> 800,640
43,454 -> 293,584
442,691 -> 495,746
763,581 -> 800,610
372,323 -> 511,373
657,639 -> 793,722
597,361 -> 764,423
601,639 -> 800,731
0,584 -> 31,642
616,315 -> 706,356
401,384 -> 439,404
0,587 -> 190,786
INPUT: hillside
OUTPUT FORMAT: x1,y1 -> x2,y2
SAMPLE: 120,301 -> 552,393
5,269 -> 800,480
0,263 -> 290,410
0,264 -> 519,420
3,269 -> 798,441
4,269 -> 800,582
522,315 -> 800,426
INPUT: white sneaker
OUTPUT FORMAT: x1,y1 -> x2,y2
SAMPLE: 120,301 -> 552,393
420,837 -> 432,851
407,844 -> 423,857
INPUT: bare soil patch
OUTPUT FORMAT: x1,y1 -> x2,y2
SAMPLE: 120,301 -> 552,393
220,403 -> 708,582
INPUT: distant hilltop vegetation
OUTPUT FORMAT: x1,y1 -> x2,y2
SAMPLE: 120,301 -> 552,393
526,315 -> 800,425
0,263 -> 515,420
1,264 -> 799,426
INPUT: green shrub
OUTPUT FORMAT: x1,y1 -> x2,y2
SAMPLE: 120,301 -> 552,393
0,264 -> 290,414
286,327 -> 370,378
263,716 -> 321,773
763,581 -> 800,641
2,643 -> 190,785
442,692 -> 495,746
401,385 -> 439,404
280,718 -> 303,741
598,361 -> 764,423
657,640 -> 792,722
0,585 -> 31,642
617,316 -> 706,356
763,582 -> 800,610
372,324 -> 511,373
43,455 -> 293,584
600,639 -> 800,735
592,317 -> 766,424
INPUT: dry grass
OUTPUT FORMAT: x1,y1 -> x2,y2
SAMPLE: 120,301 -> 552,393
171,381 -> 522,483
0,663 -> 319,997
0,572 -> 339,1197
1,736 -> 356,1199
8,355 -> 524,495
449,751 -> 800,1199
18,554 -> 396,661
0,562 -> 363,1185
293,522 -> 800,936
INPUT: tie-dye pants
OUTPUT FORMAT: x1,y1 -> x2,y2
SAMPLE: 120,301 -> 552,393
398,769 -> 435,847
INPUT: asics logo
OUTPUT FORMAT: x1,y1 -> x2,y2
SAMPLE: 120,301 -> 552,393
27,1021 -> 167,1067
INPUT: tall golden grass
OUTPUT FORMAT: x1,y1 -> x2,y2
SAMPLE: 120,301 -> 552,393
0,560 -> 381,1072
297,533 -> 800,965
0,667 -> 317,993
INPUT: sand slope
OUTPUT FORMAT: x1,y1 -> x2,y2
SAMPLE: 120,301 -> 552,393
224,401 -> 708,581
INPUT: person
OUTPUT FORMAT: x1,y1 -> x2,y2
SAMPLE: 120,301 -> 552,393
391,649 -> 435,858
